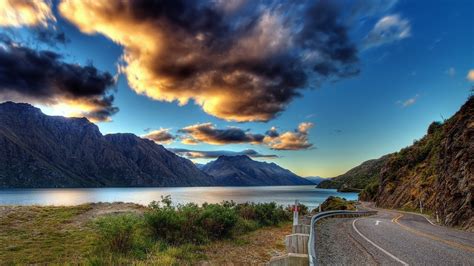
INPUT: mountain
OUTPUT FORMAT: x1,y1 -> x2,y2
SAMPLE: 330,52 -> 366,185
360,97 -> 473,230
305,176 -> 326,185
201,155 -> 314,186
0,102 -> 213,188
194,163 -> 205,170
317,155 -> 391,191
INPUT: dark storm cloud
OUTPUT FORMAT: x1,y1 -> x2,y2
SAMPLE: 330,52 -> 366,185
60,0 -> 360,122
34,29 -> 70,46
170,148 -> 278,159
0,40 -> 118,121
178,123 -> 265,145
143,128 -> 176,144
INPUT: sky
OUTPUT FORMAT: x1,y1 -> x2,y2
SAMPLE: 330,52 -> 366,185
0,0 -> 473,177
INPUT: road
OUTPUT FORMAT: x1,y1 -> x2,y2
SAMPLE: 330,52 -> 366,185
315,202 -> 474,265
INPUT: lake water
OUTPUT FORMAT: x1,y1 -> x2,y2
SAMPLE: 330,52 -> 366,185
0,186 -> 357,209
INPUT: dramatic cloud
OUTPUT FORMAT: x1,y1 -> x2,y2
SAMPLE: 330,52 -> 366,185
0,40 -> 118,122
0,0 -> 55,27
143,128 -> 175,144
0,0 -> 68,48
467,69 -> 474,81
264,122 -> 314,150
364,14 -> 411,49
397,94 -> 419,108
178,123 -> 265,145
170,148 -> 277,159
178,122 -> 314,150
59,0 -> 359,122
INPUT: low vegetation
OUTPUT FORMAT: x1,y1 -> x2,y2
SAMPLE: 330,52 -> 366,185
0,198 -> 297,264
320,196 -> 356,211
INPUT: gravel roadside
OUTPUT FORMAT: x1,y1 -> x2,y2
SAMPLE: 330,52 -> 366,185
315,218 -> 378,265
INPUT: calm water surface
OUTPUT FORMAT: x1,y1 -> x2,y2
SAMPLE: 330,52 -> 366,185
0,186 -> 357,209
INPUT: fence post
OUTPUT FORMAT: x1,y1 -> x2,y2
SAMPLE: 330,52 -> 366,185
293,200 -> 299,226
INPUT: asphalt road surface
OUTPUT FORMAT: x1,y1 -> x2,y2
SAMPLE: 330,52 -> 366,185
315,202 -> 474,265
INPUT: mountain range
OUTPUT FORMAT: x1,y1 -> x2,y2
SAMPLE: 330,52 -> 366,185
0,102 -> 313,188
0,102 -> 213,187
202,155 -> 313,186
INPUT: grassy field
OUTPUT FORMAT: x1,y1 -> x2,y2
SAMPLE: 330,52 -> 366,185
0,201 -> 292,265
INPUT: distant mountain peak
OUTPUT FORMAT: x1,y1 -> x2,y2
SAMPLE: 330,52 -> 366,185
202,155 -> 313,186
0,101 -> 41,113
216,155 -> 251,161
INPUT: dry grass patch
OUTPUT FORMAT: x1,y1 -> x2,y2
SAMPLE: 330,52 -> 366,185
201,222 -> 291,265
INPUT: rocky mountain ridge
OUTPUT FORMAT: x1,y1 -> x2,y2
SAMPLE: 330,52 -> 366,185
359,98 -> 473,230
202,155 -> 314,186
0,102 -> 213,187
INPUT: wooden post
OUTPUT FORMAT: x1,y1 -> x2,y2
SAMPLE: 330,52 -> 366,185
268,253 -> 309,266
293,200 -> 299,226
285,233 -> 309,254
292,224 -> 311,234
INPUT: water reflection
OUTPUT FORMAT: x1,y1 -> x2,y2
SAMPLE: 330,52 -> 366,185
0,186 -> 358,209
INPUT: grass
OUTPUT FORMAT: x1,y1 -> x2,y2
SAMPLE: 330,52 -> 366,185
0,205 -> 95,264
0,199 -> 295,265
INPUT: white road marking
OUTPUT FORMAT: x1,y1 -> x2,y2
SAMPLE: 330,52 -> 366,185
352,218 -> 409,266
376,220 -> 381,225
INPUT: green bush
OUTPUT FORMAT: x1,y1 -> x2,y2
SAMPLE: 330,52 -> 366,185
236,202 -> 289,226
93,196 -> 293,259
94,214 -> 149,256
198,203 -> 238,239
144,198 -> 291,245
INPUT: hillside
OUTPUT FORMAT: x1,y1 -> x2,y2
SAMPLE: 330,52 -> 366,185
202,155 -> 314,186
361,97 -> 473,230
305,176 -> 326,185
0,102 -> 213,188
317,155 -> 390,191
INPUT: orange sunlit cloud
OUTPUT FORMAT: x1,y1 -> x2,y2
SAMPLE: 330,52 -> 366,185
0,0 -> 55,27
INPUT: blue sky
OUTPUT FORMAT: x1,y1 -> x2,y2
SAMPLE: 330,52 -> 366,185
1,0 -> 473,177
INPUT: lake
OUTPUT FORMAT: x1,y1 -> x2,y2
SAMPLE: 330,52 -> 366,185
0,186 -> 358,209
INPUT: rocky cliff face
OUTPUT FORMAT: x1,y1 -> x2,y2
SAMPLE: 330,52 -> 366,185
0,102 -> 213,188
318,155 -> 390,191
202,155 -> 313,186
361,97 -> 473,230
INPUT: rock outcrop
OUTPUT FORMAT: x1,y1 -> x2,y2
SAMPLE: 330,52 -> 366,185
0,102 -> 213,188
361,97 -> 473,230
202,155 -> 314,186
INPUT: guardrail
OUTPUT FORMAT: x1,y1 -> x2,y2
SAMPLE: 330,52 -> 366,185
308,210 -> 377,266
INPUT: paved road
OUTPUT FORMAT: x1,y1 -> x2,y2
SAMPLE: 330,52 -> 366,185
315,203 -> 474,265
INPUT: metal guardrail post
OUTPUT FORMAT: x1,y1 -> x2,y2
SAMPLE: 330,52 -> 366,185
308,210 -> 377,266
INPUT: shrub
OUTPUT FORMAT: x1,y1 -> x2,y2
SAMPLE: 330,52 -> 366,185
240,202 -> 290,226
145,198 -> 291,245
94,214 -> 145,255
198,204 -> 239,239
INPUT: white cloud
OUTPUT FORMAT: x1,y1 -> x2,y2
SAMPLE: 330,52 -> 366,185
364,14 -> 411,49
397,94 -> 419,108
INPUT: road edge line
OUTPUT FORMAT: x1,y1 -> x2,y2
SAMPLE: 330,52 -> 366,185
352,218 -> 409,266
